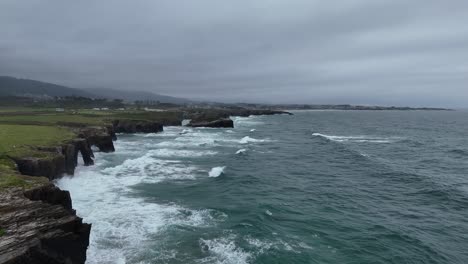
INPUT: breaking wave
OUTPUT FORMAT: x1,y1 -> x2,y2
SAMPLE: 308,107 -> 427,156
312,133 -> 398,143
236,149 -> 247,155
56,152 -> 219,263
239,136 -> 267,144
209,166 -> 226,177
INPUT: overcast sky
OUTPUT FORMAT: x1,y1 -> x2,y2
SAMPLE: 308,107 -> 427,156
1,0 -> 467,107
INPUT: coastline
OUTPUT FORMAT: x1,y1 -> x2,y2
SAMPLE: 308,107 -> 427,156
0,109 -> 289,263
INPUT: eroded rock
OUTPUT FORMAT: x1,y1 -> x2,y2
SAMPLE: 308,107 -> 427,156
0,185 -> 90,264
113,119 -> 163,133
188,118 -> 234,128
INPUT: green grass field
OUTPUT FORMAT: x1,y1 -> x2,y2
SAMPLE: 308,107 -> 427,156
0,124 -> 75,158
0,109 -> 184,126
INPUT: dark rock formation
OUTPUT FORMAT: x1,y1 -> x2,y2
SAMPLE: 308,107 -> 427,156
78,127 -> 115,153
188,118 -> 234,128
72,139 -> 94,166
62,143 -> 78,175
186,109 -> 292,124
13,135 -> 100,180
107,125 -> 117,141
87,135 -> 115,153
14,155 -> 66,181
24,184 -> 73,213
113,119 -> 164,133
230,109 -> 293,117
0,185 -> 90,264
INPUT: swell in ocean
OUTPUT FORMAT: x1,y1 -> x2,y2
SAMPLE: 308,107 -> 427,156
57,111 -> 468,264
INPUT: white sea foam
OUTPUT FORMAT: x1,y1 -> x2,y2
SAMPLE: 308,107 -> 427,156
101,154 -> 199,183
245,236 -> 301,254
149,148 -> 218,158
209,166 -> 226,177
199,236 -> 251,264
232,116 -> 264,127
312,133 -> 395,143
56,149 -> 217,263
155,130 -> 238,148
250,129 -> 256,132
179,128 -> 192,135
239,136 -> 266,144
236,149 -> 247,155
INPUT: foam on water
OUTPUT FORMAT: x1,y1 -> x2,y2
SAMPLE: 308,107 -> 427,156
101,153 -> 198,182
155,130 -> 239,148
199,236 -> 251,264
312,133 -> 396,143
209,166 -> 226,177
149,148 -> 218,158
233,116 -> 264,127
56,152 -> 217,263
239,136 -> 266,144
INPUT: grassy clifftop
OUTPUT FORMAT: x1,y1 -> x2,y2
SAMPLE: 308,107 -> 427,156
0,107 -> 184,190
0,124 -> 73,189
0,108 -> 184,126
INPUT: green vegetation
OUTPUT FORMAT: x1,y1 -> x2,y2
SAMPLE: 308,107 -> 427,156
0,157 -> 48,190
0,124 -> 75,158
0,113 -> 107,126
0,173 -> 28,189
0,228 -> 5,237
0,108 -> 184,126
0,124 -> 75,191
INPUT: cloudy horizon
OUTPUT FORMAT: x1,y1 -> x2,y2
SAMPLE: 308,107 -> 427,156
1,0 -> 467,107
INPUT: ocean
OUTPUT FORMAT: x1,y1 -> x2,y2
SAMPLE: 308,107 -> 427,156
57,110 -> 468,264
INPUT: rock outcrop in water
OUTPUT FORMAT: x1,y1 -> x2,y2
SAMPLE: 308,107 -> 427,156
186,109 -> 292,128
188,118 -> 234,128
112,119 -> 164,133
0,185 -> 90,264
78,126 -> 115,153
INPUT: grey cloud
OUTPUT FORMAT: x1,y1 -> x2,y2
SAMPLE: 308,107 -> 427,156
0,0 -> 467,107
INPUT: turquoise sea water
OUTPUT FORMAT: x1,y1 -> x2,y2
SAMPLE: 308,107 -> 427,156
57,110 -> 468,264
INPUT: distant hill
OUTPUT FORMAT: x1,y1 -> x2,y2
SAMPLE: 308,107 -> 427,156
0,76 -> 190,104
0,76 -> 95,98
85,87 -> 191,104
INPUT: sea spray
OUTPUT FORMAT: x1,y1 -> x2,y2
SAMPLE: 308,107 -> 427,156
208,166 -> 226,177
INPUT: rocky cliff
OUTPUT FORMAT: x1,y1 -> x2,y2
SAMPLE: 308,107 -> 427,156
0,185 -> 90,264
12,129 -> 108,181
1,126 -> 114,263
1,119 -> 166,263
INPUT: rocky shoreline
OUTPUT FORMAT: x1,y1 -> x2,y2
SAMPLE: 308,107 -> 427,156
0,119 -> 165,264
0,109 -> 291,263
